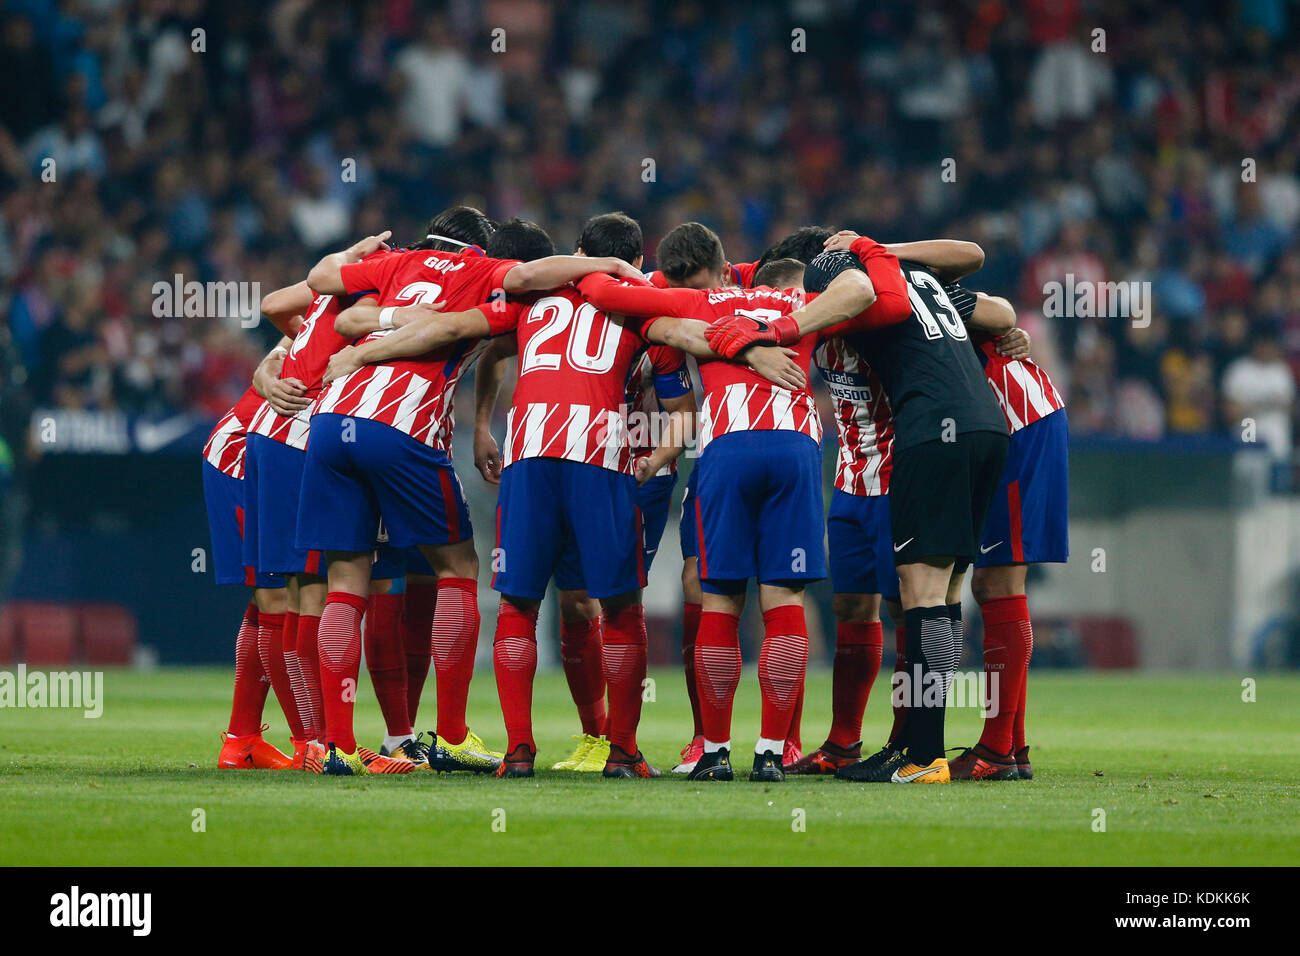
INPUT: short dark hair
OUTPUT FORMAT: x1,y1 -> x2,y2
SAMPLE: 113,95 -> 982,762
656,221 -> 725,282
758,226 -> 837,269
752,257 -> 806,290
577,211 -> 642,264
486,218 -> 555,262
412,205 -> 497,253
803,249 -> 866,294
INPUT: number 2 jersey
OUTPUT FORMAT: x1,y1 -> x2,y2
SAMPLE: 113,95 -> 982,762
311,247 -> 520,452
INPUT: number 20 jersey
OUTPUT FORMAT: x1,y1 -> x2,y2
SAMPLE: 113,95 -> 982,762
498,285 -> 657,476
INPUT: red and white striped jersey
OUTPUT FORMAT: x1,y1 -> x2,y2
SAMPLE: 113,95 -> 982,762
577,274 -> 822,454
312,248 -> 519,451
977,341 -> 1066,434
500,286 -> 658,474
203,386 -> 263,478
814,335 -> 895,496
249,292 -> 358,450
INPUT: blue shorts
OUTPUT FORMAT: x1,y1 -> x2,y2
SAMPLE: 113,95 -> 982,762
201,460 -> 280,589
296,414 -> 473,554
693,430 -> 827,593
976,409 -> 1069,567
493,457 -> 646,601
555,472 -> 675,592
638,473 -> 677,573
827,489 -> 899,600
371,543 -> 437,580
246,435 -> 323,576
679,475 -> 698,560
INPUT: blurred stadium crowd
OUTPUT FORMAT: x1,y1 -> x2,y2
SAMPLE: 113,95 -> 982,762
2,0 -> 1299,464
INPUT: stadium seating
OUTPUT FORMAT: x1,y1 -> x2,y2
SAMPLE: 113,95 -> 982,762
80,603 -> 138,666
0,601 -> 138,666
1078,617 -> 1139,669
0,604 -> 15,663
14,602 -> 79,665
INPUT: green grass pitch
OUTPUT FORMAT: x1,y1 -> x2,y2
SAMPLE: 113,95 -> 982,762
1,668 -> 1297,866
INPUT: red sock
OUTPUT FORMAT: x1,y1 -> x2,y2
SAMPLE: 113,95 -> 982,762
758,605 -> 808,742
431,577 -> 480,745
978,595 -> 1033,755
1013,676 -> 1028,752
827,620 -> 884,748
788,681 -> 805,750
318,592 -> 367,753
694,611 -> 741,744
366,592 -> 410,738
296,613 -> 323,741
887,624 -> 907,746
257,610 -> 305,740
402,577 -> 437,725
227,602 -> 269,736
281,611 -> 311,742
682,601 -> 703,736
494,601 -> 538,754
602,603 -> 647,755
561,617 -> 607,737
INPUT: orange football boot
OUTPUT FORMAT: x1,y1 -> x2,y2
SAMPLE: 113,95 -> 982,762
290,737 -> 311,770
218,728 -> 293,769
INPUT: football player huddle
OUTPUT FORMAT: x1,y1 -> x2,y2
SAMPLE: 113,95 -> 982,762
202,207 -> 1068,783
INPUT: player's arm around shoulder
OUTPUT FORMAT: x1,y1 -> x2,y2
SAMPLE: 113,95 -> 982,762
883,239 -> 985,282
306,230 -> 392,295
644,316 -> 806,390
333,296 -> 430,338
969,293 -> 1017,337
503,255 -> 643,294
260,281 -> 313,337
322,305 -> 501,383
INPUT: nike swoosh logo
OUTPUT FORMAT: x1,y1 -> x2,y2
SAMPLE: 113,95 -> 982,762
980,542 -> 1002,554
891,764 -> 943,783
135,416 -> 197,452
893,538 -> 914,553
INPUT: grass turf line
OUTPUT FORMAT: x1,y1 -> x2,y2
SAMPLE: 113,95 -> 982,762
0,669 -> 1296,866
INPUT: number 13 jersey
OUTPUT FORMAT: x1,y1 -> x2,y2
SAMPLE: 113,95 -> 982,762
847,260 -> 1007,450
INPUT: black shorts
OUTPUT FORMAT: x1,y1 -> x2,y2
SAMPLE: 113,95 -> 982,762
888,431 -> 1009,569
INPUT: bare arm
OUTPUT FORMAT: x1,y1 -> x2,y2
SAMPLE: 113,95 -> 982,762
322,308 -> 493,384
635,391 -> 697,484
260,281 -> 314,337
306,231 -> 392,295
646,316 -> 806,389
502,255 -> 644,294
882,239 -> 984,282
473,335 -> 518,484
332,296 -> 416,338
968,292 -> 1016,336
252,338 -> 312,415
